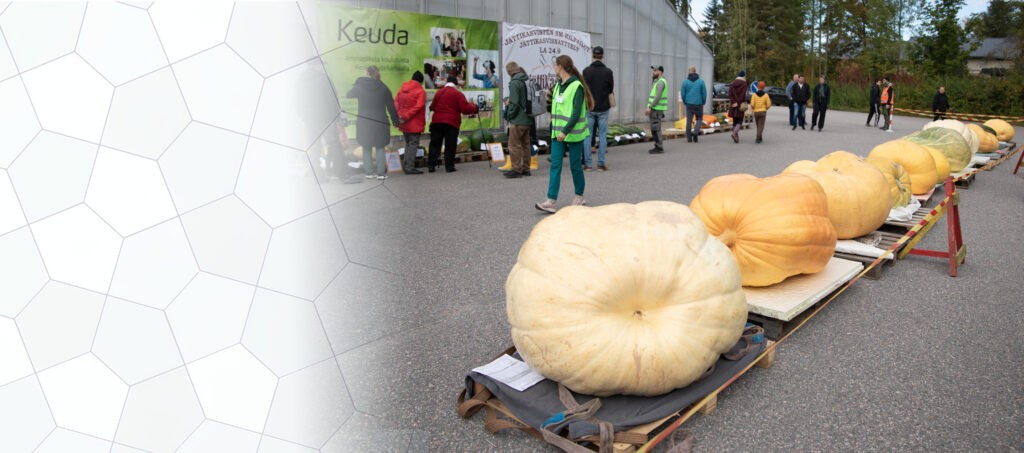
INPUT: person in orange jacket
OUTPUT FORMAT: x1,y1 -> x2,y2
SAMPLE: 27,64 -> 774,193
395,71 -> 427,174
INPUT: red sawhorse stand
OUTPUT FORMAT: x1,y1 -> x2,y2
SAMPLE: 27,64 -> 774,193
897,177 -> 966,277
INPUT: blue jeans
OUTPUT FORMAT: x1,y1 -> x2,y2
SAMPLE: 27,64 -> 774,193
684,105 -> 703,138
792,102 -> 806,127
789,101 -> 796,126
585,110 -> 609,166
548,139 -> 585,200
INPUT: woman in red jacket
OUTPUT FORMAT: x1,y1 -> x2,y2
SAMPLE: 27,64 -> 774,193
428,75 -> 478,173
395,71 -> 427,174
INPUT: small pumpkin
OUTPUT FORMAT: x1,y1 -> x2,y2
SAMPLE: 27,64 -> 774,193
690,173 -> 837,287
506,201 -> 747,397
923,119 -> 979,155
966,124 -> 999,152
925,146 -> 951,180
782,151 -> 891,239
903,128 -> 972,172
864,155 -> 913,208
983,118 -> 1015,141
869,140 -> 939,195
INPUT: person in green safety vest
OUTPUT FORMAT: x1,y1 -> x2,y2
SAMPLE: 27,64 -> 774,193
647,65 -> 669,154
535,55 -> 595,214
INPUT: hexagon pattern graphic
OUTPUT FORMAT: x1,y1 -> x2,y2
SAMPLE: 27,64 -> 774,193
0,2 -> 359,450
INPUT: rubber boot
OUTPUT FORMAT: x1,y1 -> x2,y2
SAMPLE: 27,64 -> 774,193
498,156 -> 512,171
530,155 -> 538,170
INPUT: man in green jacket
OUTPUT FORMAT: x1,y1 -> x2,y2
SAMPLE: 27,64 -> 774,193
647,65 -> 669,154
503,62 -> 533,178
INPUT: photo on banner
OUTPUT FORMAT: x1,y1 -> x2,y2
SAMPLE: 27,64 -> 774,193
320,5 -> 501,141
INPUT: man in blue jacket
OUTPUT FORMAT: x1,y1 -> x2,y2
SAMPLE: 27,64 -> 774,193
680,67 -> 707,143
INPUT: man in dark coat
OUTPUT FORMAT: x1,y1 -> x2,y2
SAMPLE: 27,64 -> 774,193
867,78 -> 882,127
790,74 -> 810,130
932,86 -> 949,121
346,66 -> 400,180
811,75 -> 831,132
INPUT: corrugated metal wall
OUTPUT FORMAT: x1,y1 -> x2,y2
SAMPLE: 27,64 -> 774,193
327,0 -> 714,124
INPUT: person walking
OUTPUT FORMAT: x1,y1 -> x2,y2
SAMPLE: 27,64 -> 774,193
502,62 -> 532,178
785,73 -> 799,127
427,75 -> 478,173
535,55 -> 593,213
791,75 -> 810,130
395,71 -> 427,175
810,75 -> 831,132
750,81 -> 771,144
866,78 -> 881,127
681,66 -> 707,143
727,70 -> 749,143
646,65 -> 669,154
932,86 -> 949,121
880,78 -> 894,132
346,66 -> 399,180
582,46 -> 613,170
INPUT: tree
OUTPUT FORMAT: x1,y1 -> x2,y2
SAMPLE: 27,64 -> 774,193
672,0 -> 691,20
700,0 -> 724,56
912,0 -> 971,76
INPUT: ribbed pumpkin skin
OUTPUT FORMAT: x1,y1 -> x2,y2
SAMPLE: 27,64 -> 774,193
924,119 -> 979,155
925,147 -> 951,179
983,118 -> 1015,141
689,173 -> 837,287
782,151 -> 891,239
903,128 -> 972,172
869,140 -> 939,194
864,155 -> 913,208
506,201 -> 747,397
967,124 -> 999,152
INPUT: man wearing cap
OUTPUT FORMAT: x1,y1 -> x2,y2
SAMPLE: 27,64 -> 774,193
647,65 -> 669,154
582,46 -> 614,171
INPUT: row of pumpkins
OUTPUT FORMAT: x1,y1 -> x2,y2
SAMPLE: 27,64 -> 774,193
504,118 -> 1015,398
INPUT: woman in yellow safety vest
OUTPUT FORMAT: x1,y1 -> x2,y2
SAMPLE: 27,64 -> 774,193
535,55 -> 595,213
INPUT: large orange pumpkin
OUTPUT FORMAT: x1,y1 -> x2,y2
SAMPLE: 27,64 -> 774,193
864,155 -> 912,208
983,118 -> 1015,141
966,124 -> 999,152
782,151 -> 891,239
868,140 -> 939,194
925,147 -> 951,179
690,173 -> 837,287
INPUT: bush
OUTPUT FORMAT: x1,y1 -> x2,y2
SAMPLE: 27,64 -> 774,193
829,75 -> 1024,117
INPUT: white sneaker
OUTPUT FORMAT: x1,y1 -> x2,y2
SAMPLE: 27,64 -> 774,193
376,174 -> 387,180
365,174 -> 375,179
535,199 -> 557,213
570,195 -> 586,206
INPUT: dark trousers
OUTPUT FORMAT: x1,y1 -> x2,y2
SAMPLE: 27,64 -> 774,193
789,101 -> 795,126
650,110 -> 665,148
684,105 -> 703,139
811,104 -> 827,129
754,111 -> 766,139
428,123 -> 459,171
934,111 -> 946,121
508,124 -> 531,173
867,103 -> 881,125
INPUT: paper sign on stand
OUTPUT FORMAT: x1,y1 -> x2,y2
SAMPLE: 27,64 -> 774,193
385,151 -> 403,173
487,143 -> 505,162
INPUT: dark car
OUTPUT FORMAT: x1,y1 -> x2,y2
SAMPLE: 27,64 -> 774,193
712,83 -> 728,99
764,86 -> 790,106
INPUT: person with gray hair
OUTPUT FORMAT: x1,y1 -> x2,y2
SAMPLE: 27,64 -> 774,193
346,65 -> 400,180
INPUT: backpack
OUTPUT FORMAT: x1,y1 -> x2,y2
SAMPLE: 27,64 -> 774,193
524,78 -> 547,117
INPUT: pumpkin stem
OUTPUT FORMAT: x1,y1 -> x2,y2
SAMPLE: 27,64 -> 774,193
718,229 -> 738,248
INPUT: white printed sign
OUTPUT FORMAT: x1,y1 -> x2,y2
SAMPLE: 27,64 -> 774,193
501,22 -> 591,125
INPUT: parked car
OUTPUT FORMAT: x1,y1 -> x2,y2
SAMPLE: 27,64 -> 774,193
712,83 -> 728,99
764,86 -> 790,106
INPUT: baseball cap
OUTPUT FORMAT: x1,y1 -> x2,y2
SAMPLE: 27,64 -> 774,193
651,65 -> 664,72
593,46 -> 604,55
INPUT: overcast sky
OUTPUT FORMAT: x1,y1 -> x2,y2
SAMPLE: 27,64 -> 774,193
683,0 -> 990,31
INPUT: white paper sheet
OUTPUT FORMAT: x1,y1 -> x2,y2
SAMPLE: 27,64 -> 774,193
472,354 -> 545,391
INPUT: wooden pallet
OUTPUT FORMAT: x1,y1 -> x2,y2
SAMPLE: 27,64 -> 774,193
832,231 -> 904,280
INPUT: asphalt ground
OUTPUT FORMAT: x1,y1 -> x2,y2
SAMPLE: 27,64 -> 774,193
323,107 -> 1024,452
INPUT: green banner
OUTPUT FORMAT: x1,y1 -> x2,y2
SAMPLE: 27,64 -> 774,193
320,5 -> 501,141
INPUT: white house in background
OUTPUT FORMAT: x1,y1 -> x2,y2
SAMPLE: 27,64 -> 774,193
962,37 -> 1020,76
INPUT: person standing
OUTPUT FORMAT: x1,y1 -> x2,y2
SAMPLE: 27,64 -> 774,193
727,70 -> 748,143
346,66 -> 399,180
582,46 -> 613,170
502,62 -> 532,178
646,65 -> 669,154
427,75 -> 478,173
750,81 -> 771,144
791,75 -> 810,130
785,73 -> 798,127
810,75 -> 830,132
536,55 -> 593,213
932,86 -> 949,121
681,66 -> 707,143
867,78 -> 881,127
880,78 -> 894,132
395,71 -> 427,175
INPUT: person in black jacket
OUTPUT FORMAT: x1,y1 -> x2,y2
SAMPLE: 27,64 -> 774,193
791,75 -> 810,130
810,75 -> 830,132
932,86 -> 949,121
582,46 -> 614,171
866,78 -> 881,127
346,66 -> 400,180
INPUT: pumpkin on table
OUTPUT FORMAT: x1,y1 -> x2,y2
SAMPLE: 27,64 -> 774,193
782,151 -> 892,239
923,119 -> 979,155
689,173 -> 837,287
869,140 -> 939,195
966,123 -> 999,152
506,201 -> 747,397
864,155 -> 913,208
902,127 -> 972,172
983,118 -> 1015,141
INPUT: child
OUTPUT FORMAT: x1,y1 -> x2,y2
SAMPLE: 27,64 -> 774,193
750,81 -> 771,144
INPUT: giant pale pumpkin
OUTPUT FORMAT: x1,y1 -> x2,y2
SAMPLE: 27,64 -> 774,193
983,118 -> 1015,141
864,155 -> 913,208
924,119 -> 979,155
689,173 -> 837,287
782,151 -> 891,239
506,201 -> 747,397
869,140 -> 939,194
966,123 -> 999,152
925,147 -> 951,180
903,128 -> 972,171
